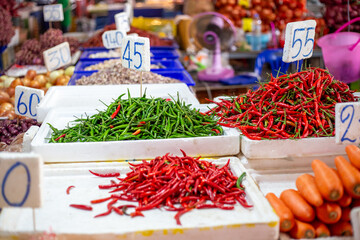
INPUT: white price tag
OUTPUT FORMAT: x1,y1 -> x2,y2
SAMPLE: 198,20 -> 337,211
43,42 -> 71,71
0,153 -> 42,208
102,30 -> 126,49
282,20 -> 317,63
43,4 -> 64,22
335,102 -> 360,144
115,12 -> 130,33
124,2 -> 133,22
15,86 -> 44,119
121,36 -> 150,71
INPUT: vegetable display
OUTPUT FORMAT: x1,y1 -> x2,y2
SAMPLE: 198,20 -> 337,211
49,93 -> 223,143
206,67 -> 357,140
15,29 -> 80,65
266,144 -> 360,238
68,151 -> 252,225
0,118 -> 41,145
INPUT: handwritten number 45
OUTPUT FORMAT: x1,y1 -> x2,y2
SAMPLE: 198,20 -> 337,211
122,41 -> 144,70
292,27 -> 315,59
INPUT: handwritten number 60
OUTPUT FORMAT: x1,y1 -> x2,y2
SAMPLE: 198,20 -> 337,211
1,162 -> 31,207
340,105 -> 356,143
17,91 -> 40,117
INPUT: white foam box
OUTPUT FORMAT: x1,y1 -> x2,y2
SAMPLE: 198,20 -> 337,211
241,136 -> 346,159
31,107 -> 240,162
0,157 -> 279,240
37,83 -> 199,122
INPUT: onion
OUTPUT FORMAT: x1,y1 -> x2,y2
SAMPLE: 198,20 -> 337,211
10,78 -> 23,88
34,75 -> 47,87
25,70 -> 37,80
49,71 -> 62,83
0,91 -> 10,104
0,102 -> 13,114
55,76 -> 68,86
22,77 -> 31,87
65,66 -> 75,77
29,79 -> 41,89
6,87 -> 15,97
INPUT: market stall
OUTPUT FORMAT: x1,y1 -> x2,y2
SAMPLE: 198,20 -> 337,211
0,0 -> 360,240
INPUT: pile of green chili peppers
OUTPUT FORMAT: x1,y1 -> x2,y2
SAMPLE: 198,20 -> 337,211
48,92 -> 223,143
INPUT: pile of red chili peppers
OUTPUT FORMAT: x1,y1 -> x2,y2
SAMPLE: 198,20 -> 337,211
206,68 -> 357,140
69,151 -> 251,225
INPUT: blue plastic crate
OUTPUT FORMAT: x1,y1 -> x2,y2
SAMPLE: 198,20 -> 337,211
74,59 -> 184,73
80,48 -> 180,61
69,70 -> 194,86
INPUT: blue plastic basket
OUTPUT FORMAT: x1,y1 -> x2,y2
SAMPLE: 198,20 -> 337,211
69,70 -> 194,86
74,59 -> 184,73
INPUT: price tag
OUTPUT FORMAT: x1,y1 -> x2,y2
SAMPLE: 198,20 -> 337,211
0,153 -> 42,208
335,102 -> 360,144
115,12 -> 130,33
102,30 -> 126,49
124,2 -> 133,22
121,36 -> 150,71
282,20 -> 316,63
43,42 -> 71,71
43,4 -> 64,22
15,86 -> 44,119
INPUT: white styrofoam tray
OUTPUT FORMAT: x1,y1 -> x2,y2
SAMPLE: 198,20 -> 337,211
0,157 -> 279,240
36,83 -> 199,122
31,107 -> 240,162
241,136 -> 346,159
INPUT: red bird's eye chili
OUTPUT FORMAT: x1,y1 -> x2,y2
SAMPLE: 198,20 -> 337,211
66,185 -> 75,195
73,152 -> 252,225
110,104 -> 121,119
206,67 -> 358,140
54,134 -> 66,141
89,170 -> 120,178
70,204 -> 93,211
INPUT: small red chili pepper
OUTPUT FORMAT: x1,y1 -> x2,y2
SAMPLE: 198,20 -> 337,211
132,129 -> 141,135
70,204 -> 93,211
211,129 -> 220,134
55,134 -> 66,141
91,196 -> 112,204
94,208 -> 112,218
110,125 -> 114,129
89,170 -> 120,178
110,104 -> 121,119
66,185 -> 75,195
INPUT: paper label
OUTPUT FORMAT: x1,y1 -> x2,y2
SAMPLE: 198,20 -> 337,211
282,20 -> 317,63
115,12 -> 130,33
102,30 -> 126,49
15,86 -> 44,119
335,102 -> 360,144
43,4 -> 64,22
121,36 -> 151,72
43,42 -> 71,71
0,153 -> 42,208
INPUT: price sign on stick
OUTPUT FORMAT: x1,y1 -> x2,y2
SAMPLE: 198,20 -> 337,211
43,4 -> 64,22
115,12 -> 130,33
335,102 -> 360,144
121,36 -> 150,96
282,20 -> 317,63
15,86 -> 44,119
43,42 -> 71,71
102,30 -> 126,49
0,153 -> 42,208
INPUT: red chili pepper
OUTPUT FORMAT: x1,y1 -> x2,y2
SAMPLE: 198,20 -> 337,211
66,185 -> 75,195
55,134 -> 66,141
89,170 -> 120,178
132,129 -> 141,135
211,129 -> 220,134
91,196 -> 112,204
110,125 -> 114,129
94,208 -> 112,218
70,204 -> 93,211
110,104 -> 121,119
